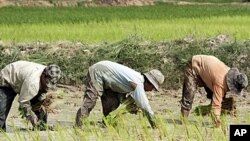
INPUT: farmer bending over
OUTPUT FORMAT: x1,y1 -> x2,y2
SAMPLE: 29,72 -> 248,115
180,55 -> 248,128
0,61 -> 61,131
75,60 -> 164,128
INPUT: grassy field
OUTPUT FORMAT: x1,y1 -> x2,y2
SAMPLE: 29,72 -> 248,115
0,3 -> 250,43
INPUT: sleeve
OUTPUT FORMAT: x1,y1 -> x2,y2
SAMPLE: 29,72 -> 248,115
212,85 -> 225,116
18,78 -> 39,105
130,84 -> 154,116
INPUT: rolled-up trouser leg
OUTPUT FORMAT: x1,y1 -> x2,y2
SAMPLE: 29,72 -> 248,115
101,90 -> 124,117
180,60 -> 198,117
75,94 -> 98,127
0,87 -> 17,131
75,72 -> 99,127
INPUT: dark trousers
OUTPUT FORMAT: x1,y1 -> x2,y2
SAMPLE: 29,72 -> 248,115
101,90 -> 125,117
75,88 -> 125,123
0,87 -> 47,131
75,71 -> 127,127
0,87 -> 17,131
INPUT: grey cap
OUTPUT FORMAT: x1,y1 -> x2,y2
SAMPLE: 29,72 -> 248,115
226,68 -> 248,95
144,69 -> 164,91
44,64 -> 61,89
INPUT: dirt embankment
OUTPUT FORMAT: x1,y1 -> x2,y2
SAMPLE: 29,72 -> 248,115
0,0 -> 249,7
0,0 -> 155,7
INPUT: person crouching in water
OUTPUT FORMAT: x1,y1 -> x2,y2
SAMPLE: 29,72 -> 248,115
180,55 -> 248,128
75,60 -> 164,128
0,61 -> 61,131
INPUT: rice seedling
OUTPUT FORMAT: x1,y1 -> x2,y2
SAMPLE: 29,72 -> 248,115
0,3 -> 249,139
1,108 -> 247,141
0,4 -> 250,43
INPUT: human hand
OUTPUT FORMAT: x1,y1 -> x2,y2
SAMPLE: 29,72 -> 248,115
127,102 -> 139,114
150,121 -> 158,129
28,114 -> 39,127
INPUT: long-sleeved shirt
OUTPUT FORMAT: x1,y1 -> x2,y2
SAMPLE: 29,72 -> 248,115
89,60 -> 154,116
191,55 -> 230,116
0,61 -> 46,104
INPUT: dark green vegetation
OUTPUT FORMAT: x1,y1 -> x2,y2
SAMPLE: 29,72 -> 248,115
1,3 -> 250,24
1,36 -> 250,89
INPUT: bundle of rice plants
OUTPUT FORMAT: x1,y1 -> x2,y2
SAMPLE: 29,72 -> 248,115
103,96 -> 138,127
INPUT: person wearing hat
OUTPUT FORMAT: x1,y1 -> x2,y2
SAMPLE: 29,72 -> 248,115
180,55 -> 248,128
75,60 -> 164,128
0,61 -> 61,131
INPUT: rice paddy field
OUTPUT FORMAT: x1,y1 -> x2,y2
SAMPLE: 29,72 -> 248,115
0,3 -> 250,43
1,88 -> 250,141
1,1 -> 250,141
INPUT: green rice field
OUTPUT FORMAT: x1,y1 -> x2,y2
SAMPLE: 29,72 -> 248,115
1,2 -> 250,141
0,3 -> 250,43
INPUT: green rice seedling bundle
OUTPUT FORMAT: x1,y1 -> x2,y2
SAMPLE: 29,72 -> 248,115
103,96 -> 138,127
